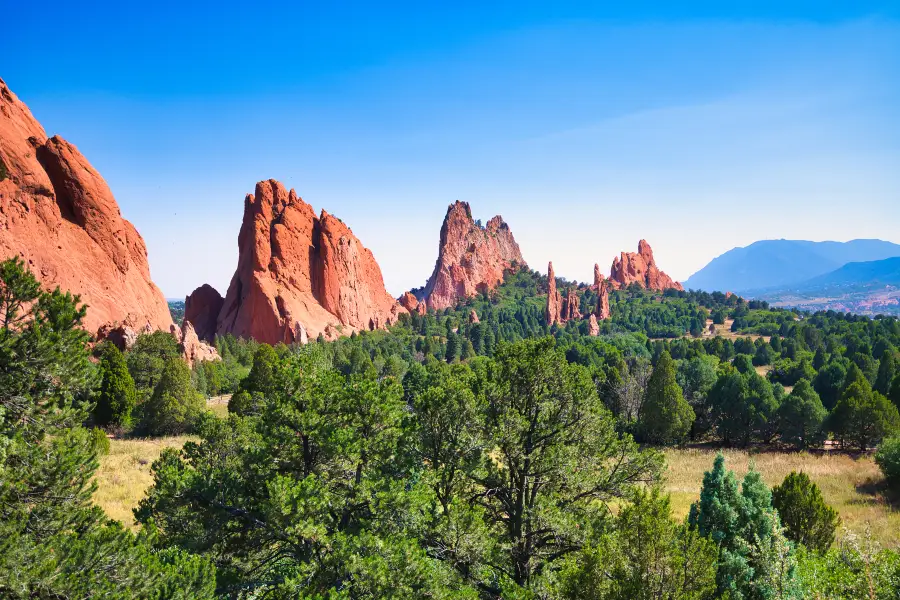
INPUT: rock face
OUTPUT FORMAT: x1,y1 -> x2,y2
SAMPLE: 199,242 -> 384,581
399,291 -> 420,313
562,288 -> 582,322
184,284 -> 224,342
178,320 -> 220,366
588,314 -> 600,336
216,179 -> 403,345
422,201 -> 524,310
596,279 -> 611,321
546,262 -> 563,326
609,240 -> 684,292
0,78 -> 173,336
469,309 -> 479,324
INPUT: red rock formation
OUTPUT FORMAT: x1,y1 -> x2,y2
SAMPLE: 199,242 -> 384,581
469,309 -> 479,324
609,240 -> 684,292
593,263 -> 603,289
179,320 -> 220,366
422,201 -> 524,310
562,288 -> 582,321
546,262 -> 563,326
184,284 -> 224,342
216,180 -> 404,345
0,78 -> 173,336
97,319 -> 141,351
399,291 -> 420,313
588,314 -> 600,336
596,279 -> 611,321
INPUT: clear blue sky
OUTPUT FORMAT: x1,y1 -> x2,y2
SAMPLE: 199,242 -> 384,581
4,1 -> 899,297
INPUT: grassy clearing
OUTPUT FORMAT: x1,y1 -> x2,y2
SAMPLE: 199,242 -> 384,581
94,435 -> 195,527
664,448 -> 900,547
93,398 -> 230,527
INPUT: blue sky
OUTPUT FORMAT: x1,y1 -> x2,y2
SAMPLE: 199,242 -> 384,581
4,1 -> 899,297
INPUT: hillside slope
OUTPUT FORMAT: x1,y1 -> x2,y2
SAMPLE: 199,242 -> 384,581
684,239 -> 900,293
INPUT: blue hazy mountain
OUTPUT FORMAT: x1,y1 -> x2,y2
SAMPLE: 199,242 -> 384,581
684,239 -> 900,293
796,256 -> 900,289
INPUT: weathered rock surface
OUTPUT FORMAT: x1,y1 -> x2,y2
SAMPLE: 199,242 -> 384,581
588,314 -> 600,336
593,263 -> 603,288
399,291 -> 420,313
609,240 -> 684,292
469,309 -> 479,324
562,288 -> 582,322
596,279 -> 611,321
97,318 -> 142,351
0,78 -> 173,336
422,201 -> 524,310
179,320 -> 220,366
216,179 -> 404,345
184,284 -> 224,342
546,262 -> 563,326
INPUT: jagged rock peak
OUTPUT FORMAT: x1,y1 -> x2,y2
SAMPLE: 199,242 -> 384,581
215,179 -> 404,344
0,78 -> 172,336
609,239 -> 684,292
546,262 -> 563,326
562,288 -> 582,321
422,200 -> 525,310
596,279 -> 611,321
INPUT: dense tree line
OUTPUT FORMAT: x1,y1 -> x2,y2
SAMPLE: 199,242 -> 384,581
5,257 -> 900,597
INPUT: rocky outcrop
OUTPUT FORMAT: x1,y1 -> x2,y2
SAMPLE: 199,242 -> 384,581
97,317 -> 152,351
422,201 -> 524,310
399,291 -> 420,313
593,263 -> 603,288
216,179 -> 404,345
184,284 -> 224,342
562,288 -> 582,322
469,309 -> 479,324
546,262 -> 563,326
595,279 -> 611,321
178,320 -> 220,366
588,314 -> 600,336
609,240 -> 684,292
0,78 -> 173,336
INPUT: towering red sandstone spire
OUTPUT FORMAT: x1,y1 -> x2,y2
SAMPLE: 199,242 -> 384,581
421,201 -> 525,310
562,288 -> 582,321
593,263 -> 603,288
609,240 -> 684,292
215,180 -> 403,344
546,262 -> 563,326
596,279 -> 611,321
0,78 -> 173,336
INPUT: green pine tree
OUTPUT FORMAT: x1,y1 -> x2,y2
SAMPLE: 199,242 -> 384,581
141,358 -> 205,435
639,351 -> 694,445
772,471 -> 839,553
778,379 -> 827,449
875,350 -> 896,396
94,342 -> 137,428
0,257 -> 215,597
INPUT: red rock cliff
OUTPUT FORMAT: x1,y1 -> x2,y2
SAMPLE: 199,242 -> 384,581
609,240 -> 684,292
0,78 -> 173,335
216,180 -> 403,345
422,201 -> 524,310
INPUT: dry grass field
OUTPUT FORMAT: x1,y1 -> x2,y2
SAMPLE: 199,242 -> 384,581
93,400 -> 900,547
94,435 -> 195,527
664,448 -> 900,547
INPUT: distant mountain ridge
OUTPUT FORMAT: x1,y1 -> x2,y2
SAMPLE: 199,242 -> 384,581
800,256 -> 900,289
684,239 -> 900,293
